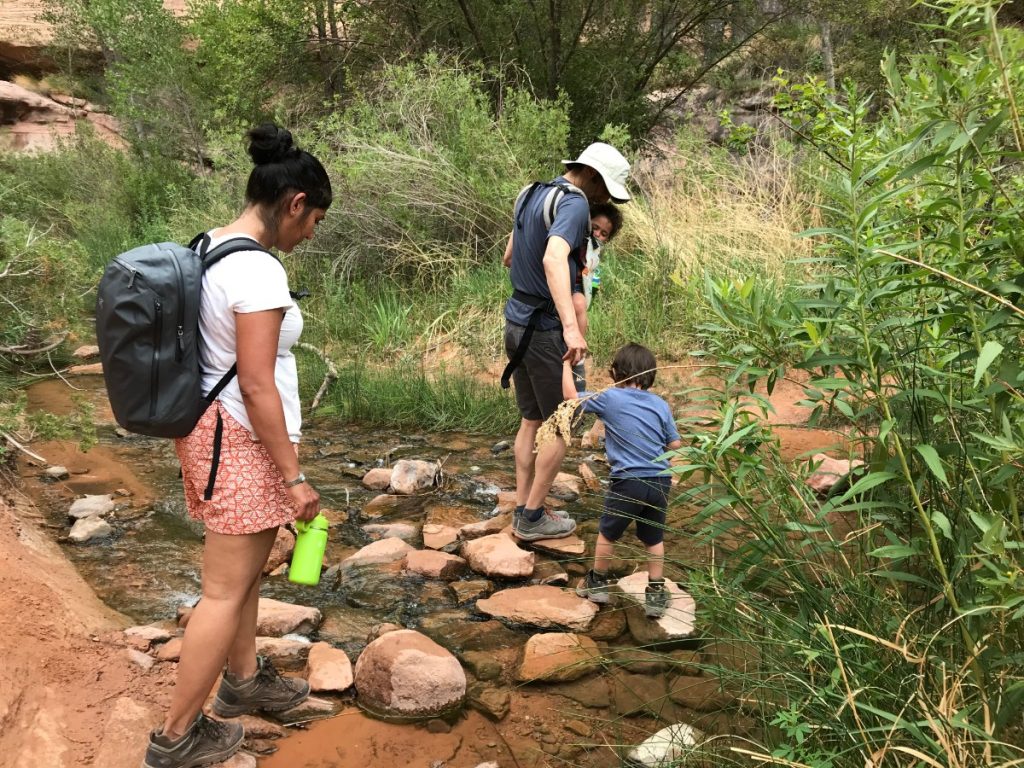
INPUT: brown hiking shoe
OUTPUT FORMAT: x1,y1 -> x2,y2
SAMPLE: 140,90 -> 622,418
212,655 -> 309,717
142,713 -> 243,768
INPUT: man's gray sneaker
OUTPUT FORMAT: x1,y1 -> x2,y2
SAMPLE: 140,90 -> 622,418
142,713 -> 243,768
576,569 -> 612,604
645,582 -> 670,618
512,507 -> 569,533
513,510 -> 576,541
212,655 -> 309,717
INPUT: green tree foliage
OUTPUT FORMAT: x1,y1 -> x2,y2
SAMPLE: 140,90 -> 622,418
187,0 -> 327,129
44,0 -> 206,162
345,0 -> 787,142
292,56 -> 572,285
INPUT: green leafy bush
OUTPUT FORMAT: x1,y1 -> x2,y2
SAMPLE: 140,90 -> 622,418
684,2 -> 1024,764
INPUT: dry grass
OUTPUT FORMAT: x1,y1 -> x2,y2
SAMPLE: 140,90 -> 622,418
622,140 -> 821,283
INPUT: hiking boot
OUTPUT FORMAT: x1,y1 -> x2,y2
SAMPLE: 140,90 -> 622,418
142,713 -> 243,768
576,569 -> 612,604
212,655 -> 309,717
645,581 -> 670,618
513,509 -> 576,541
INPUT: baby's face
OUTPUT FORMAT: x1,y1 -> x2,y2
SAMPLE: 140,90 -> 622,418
591,215 -> 613,244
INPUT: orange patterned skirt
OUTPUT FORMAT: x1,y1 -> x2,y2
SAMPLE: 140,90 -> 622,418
175,402 -> 297,535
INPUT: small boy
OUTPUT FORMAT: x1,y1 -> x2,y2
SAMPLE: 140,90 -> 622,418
562,343 -> 681,617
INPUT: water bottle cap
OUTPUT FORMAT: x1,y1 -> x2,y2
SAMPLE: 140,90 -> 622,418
296,513 -> 329,533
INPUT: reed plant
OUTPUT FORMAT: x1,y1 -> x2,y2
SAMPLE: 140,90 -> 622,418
662,2 -> 1024,764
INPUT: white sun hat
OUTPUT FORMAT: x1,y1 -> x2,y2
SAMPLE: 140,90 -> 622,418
563,142 -> 631,202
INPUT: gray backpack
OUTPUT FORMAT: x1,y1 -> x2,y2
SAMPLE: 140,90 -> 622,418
95,233 -> 272,438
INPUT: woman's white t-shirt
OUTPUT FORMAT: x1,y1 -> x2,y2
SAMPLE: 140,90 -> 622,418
198,232 -> 303,443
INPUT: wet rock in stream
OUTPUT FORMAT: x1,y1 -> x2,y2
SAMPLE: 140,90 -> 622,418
68,493 -> 115,519
461,532 -> 534,579
69,515 -> 113,543
476,585 -> 599,632
615,573 -> 696,644
354,629 -> 466,720
390,459 -> 442,495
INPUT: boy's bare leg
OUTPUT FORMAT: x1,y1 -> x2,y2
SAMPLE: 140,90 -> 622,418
525,434 -> 567,509
513,418 -> 540,506
594,533 -> 615,574
645,541 -> 665,581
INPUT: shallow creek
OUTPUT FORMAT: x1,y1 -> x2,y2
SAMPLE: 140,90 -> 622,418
20,375 -> 846,767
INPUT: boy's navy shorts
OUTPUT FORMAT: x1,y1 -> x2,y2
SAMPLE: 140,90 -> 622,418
599,475 -> 670,546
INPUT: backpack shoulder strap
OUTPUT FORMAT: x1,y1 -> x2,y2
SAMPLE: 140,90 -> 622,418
191,234 -> 276,270
542,182 -> 587,230
515,182 -> 545,231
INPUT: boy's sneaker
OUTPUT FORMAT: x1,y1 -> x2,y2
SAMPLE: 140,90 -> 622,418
142,713 -> 243,768
645,582 -> 670,618
212,655 -> 309,717
513,510 -> 577,541
576,569 -> 612,604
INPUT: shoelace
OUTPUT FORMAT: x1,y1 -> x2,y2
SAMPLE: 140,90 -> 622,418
196,715 -> 229,741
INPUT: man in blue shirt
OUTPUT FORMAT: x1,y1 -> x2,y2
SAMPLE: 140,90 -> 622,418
501,142 -> 631,541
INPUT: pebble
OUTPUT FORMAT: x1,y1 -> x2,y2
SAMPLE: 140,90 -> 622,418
43,465 -> 69,481
490,440 -> 511,454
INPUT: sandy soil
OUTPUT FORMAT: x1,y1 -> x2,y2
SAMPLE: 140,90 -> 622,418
0,484 -> 175,768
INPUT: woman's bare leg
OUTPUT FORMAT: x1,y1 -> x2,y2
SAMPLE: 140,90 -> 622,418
225,563 -> 268,680
162,527 -> 277,737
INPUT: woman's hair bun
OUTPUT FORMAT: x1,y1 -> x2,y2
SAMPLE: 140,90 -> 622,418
247,123 -> 296,166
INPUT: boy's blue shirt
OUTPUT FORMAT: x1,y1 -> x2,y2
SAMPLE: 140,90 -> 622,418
578,387 -> 680,478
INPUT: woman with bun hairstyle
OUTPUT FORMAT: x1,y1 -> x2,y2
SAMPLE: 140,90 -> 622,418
143,123 -> 331,768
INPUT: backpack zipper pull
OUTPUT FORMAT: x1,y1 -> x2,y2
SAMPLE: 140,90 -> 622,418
127,267 -> 137,288
176,326 -> 184,359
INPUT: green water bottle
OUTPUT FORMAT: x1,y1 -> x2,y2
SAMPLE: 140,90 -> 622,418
289,513 -> 329,585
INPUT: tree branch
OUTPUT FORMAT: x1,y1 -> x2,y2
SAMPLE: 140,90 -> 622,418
0,332 -> 68,357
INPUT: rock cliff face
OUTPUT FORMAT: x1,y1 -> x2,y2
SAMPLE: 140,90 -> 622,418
0,79 -> 123,152
0,0 -> 185,152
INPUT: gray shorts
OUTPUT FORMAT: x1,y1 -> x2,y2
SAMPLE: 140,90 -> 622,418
504,322 -> 566,421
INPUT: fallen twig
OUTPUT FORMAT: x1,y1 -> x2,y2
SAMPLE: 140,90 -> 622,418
295,342 -> 339,412
2,432 -> 49,465
0,331 -> 68,356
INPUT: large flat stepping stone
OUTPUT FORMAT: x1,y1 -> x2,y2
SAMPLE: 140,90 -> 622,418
256,598 -> 322,636
615,573 -> 696,644
522,532 -> 586,557
362,494 -> 405,518
516,632 -> 600,683
461,533 -> 534,579
69,516 -> 112,543
459,513 -> 511,540
422,523 -> 460,551
476,585 -> 598,631
404,549 -> 468,580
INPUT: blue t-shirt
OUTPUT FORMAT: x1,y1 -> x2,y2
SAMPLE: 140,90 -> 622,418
579,387 -> 681,478
504,177 -> 589,331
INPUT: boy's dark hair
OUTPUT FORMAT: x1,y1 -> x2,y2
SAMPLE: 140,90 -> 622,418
590,201 -> 623,240
610,343 -> 657,389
